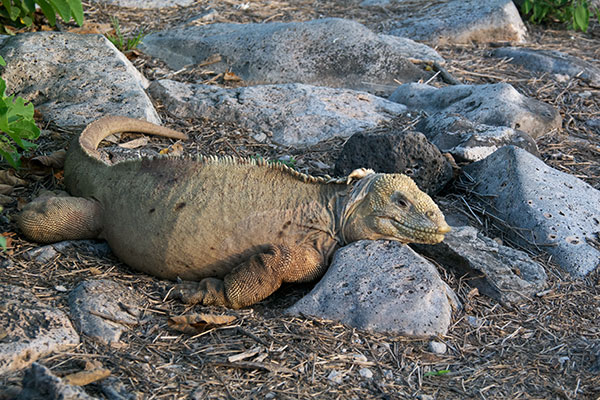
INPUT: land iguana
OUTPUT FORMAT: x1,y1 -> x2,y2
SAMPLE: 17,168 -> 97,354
18,116 -> 451,309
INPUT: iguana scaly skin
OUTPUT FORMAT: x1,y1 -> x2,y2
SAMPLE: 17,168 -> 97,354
19,116 -> 451,309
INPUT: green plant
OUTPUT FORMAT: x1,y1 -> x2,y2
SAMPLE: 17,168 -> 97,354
424,369 -> 450,377
0,207 -> 5,250
106,17 -> 145,53
0,56 -> 40,168
251,155 -> 297,169
0,0 -> 83,33
521,0 -> 600,32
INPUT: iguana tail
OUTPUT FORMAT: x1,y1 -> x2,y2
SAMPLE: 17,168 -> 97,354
79,116 -> 188,154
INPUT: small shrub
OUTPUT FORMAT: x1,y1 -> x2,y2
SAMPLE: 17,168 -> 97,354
0,0 -> 84,33
106,17 -> 145,53
521,0 -> 600,32
0,56 -> 40,168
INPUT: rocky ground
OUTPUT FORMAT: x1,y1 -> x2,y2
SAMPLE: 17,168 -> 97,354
1,0 -> 600,399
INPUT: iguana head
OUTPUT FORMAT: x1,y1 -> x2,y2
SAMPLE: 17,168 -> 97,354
341,172 -> 450,245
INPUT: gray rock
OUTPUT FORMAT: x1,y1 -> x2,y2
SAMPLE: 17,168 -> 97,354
421,115 -> 539,161
69,280 -> 144,345
415,226 -> 547,305
140,18 -> 441,96
0,284 -> 79,374
463,146 -> 600,276
99,377 -> 137,400
24,245 -> 58,263
16,363 -> 97,400
93,0 -> 194,8
359,368 -> 373,379
360,0 -> 390,5
0,32 -> 160,130
327,370 -> 344,384
428,341 -> 447,354
287,241 -> 460,337
586,118 -> 600,130
149,80 -> 407,147
24,240 -> 111,264
333,129 -> 453,195
390,83 -> 561,139
382,0 -> 526,44
491,47 -> 600,87
466,315 -> 485,327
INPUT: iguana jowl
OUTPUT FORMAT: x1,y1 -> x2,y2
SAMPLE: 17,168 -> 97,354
19,116 -> 451,309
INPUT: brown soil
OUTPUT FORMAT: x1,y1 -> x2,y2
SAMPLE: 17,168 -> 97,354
1,1 -> 600,399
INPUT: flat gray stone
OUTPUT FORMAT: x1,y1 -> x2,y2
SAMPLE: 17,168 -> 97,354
23,245 -> 58,264
287,241 -> 459,337
491,47 -> 600,87
390,83 -> 561,139
16,363 -> 98,400
140,18 -> 441,95
415,226 -> 547,305
23,240 -> 111,264
69,280 -> 144,345
422,115 -> 539,161
92,0 -> 194,8
334,129 -> 453,195
149,80 -> 407,146
0,284 -> 79,374
381,0 -> 526,44
464,146 -> 600,277
0,32 -> 160,130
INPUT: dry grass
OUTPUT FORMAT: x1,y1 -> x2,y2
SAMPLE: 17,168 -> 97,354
1,1 -> 600,399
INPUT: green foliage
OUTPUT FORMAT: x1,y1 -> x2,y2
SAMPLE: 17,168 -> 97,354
0,206 -> 4,250
251,155 -> 297,169
106,17 -> 145,53
521,0 -> 599,32
0,56 -> 40,168
424,369 -> 450,377
0,0 -> 83,33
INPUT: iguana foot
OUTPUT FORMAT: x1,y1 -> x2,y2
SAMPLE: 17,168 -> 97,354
172,278 -> 231,308
18,196 -> 103,243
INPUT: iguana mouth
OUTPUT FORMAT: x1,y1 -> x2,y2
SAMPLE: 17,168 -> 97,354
387,218 -> 450,235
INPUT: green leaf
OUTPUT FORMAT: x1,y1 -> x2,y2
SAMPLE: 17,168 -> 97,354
24,0 -> 36,12
0,145 -> 20,168
0,235 -> 6,251
66,0 -> 83,25
522,0 -> 533,14
0,56 -> 5,67
573,2 -> 590,31
49,0 -> 72,22
36,0 -> 57,25
1,0 -> 13,20
424,369 -> 450,377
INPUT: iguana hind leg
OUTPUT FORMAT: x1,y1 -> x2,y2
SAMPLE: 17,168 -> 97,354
18,196 -> 102,243
174,244 -> 326,309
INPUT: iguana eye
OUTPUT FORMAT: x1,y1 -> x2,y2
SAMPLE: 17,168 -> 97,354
395,197 -> 409,209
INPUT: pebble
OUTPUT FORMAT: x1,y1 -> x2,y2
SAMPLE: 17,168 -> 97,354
352,353 -> 368,363
467,315 -> 484,327
359,367 -> 373,379
327,370 -> 344,384
24,245 -> 58,263
428,341 -> 447,354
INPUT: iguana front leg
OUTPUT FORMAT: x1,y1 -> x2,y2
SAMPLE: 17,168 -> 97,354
18,196 -> 102,243
174,244 -> 326,309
